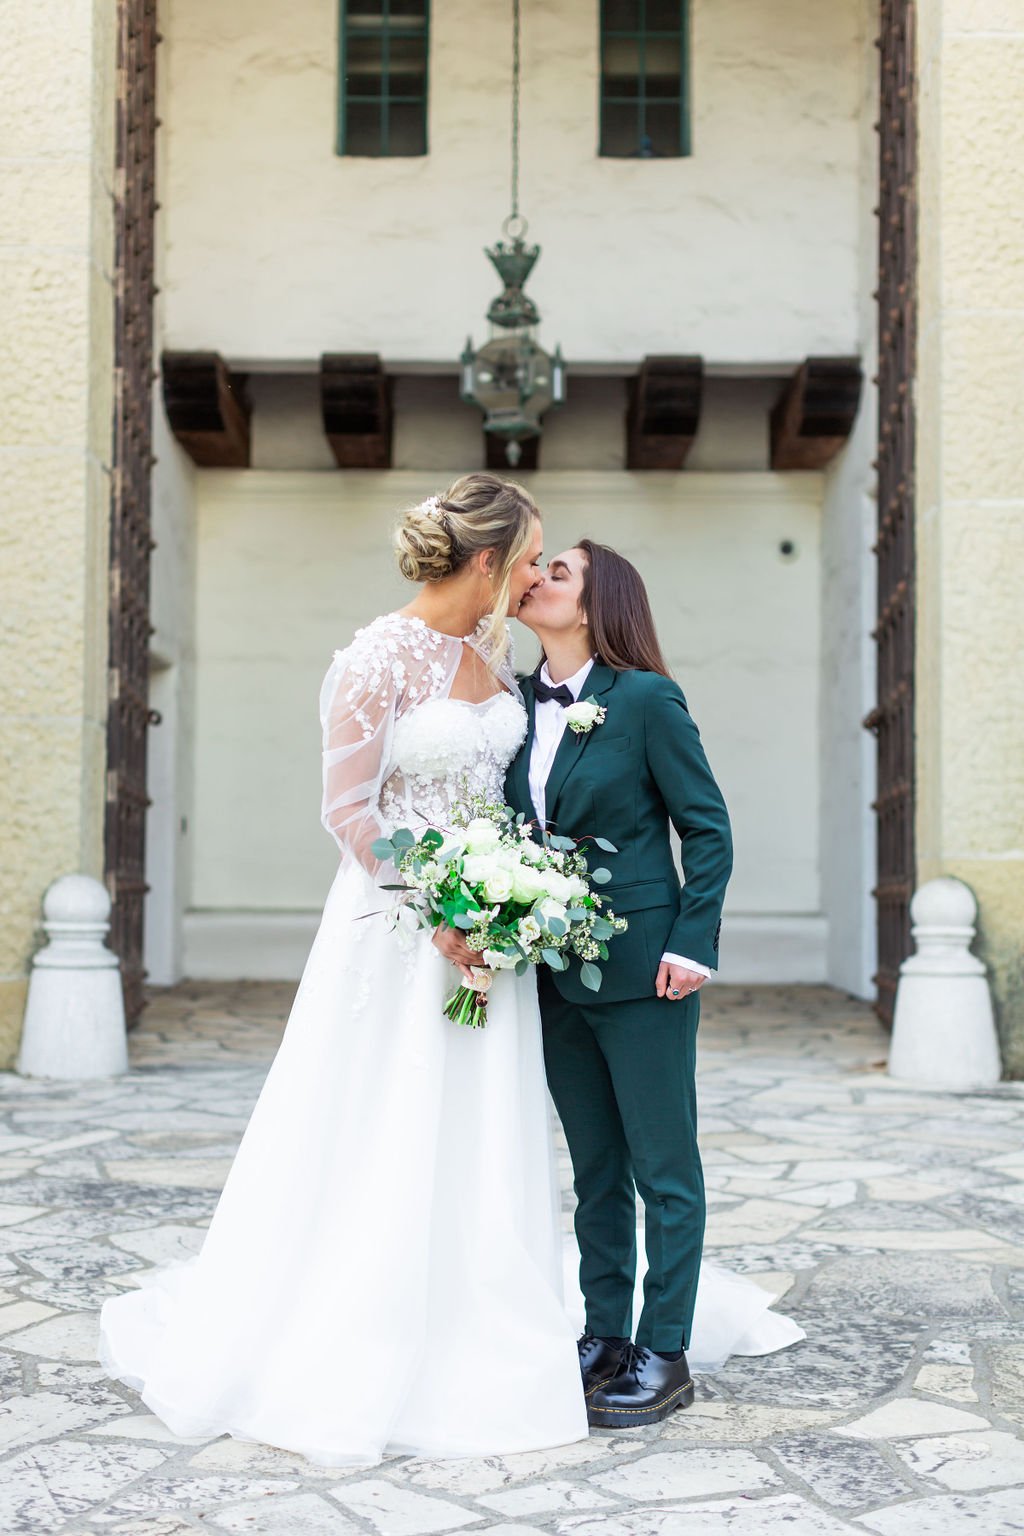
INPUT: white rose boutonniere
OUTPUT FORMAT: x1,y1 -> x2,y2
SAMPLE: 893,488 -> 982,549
565,696 -> 607,735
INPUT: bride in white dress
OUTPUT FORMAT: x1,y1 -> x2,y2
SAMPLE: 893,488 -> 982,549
98,473 -> 800,1468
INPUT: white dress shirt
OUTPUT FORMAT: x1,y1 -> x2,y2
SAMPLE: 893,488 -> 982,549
528,658 -> 711,981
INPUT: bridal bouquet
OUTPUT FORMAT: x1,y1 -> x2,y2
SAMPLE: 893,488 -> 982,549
371,798 -> 628,1028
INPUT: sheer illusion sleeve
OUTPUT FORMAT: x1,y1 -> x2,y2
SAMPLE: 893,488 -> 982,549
319,633 -> 402,877
319,615 -> 463,875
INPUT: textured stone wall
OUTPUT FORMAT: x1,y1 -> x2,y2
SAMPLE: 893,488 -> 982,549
916,1 -> 1024,1071
0,0 -> 116,1066
160,0 -> 865,362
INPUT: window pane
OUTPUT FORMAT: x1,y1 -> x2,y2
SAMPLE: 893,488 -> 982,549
646,0 -> 683,29
387,100 -> 427,155
602,36 -> 640,97
389,32 -> 426,94
642,102 -> 681,156
390,0 -> 427,16
644,37 -> 682,97
345,4 -> 385,30
345,101 -> 382,154
345,33 -> 384,96
601,101 -> 641,156
603,0 -> 641,29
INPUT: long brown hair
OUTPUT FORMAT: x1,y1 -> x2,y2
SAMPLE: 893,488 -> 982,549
577,538 -> 672,678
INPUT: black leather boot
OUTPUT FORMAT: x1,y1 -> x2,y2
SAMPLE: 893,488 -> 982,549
577,1331 -> 627,1398
586,1344 -> 695,1426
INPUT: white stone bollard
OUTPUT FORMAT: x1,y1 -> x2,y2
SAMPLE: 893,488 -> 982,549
17,875 -> 129,1080
888,877 -> 1001,1089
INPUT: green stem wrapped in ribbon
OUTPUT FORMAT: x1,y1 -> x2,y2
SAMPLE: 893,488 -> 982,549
442,981 -> 490,1030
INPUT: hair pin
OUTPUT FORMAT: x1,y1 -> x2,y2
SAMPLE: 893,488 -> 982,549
420,494 -> 444,522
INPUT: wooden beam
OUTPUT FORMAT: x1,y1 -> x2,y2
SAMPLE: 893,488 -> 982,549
770,356 -> 863,469
626,356 -> 703,470
161,351 -> 251,467
320,354 -> 393,468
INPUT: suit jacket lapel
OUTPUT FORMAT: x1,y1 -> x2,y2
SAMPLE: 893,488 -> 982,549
544,663 -> 618,830
511,676 -> 538,819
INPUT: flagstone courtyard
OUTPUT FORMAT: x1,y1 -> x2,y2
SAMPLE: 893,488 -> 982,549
0,981 -> 1022,1535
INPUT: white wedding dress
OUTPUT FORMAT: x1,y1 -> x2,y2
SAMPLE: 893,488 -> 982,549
98,613 -> 802,1468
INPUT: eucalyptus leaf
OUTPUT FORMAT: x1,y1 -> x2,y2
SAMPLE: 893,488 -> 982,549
594,837 -> 618,853
566,907 -> 587,922
590,917 -> 613,939
370,837 -> 395,860
392,828 -> 416,850
546,917 -> 567,938
515,959 -> 529,977
591,867 -> 612,884
580,961 -> 603,992
542,948 -> 567,970
452,912 -> 477,930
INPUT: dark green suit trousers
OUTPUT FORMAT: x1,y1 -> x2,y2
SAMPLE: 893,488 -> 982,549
505,663 -> 732,1351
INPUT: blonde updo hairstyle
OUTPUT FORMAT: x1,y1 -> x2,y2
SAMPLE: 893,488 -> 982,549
393,472 -> 540,672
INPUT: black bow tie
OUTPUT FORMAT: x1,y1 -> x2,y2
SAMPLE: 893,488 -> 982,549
532,673 -> 575,707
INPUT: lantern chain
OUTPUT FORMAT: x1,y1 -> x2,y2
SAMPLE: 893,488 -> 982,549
511,0 -> 521,223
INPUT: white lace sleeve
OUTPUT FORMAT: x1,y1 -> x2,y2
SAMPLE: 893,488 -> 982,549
319,630 -> 402,877
319,614 -> 461,875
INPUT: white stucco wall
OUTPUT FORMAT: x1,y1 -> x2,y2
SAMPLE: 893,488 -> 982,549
818,0 -> 878,1001
161,0 -> 865,363
186,469 -> 823,979
145,405 -> 198,986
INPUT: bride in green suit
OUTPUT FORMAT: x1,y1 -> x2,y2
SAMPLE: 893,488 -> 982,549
507,538 -> 799,1427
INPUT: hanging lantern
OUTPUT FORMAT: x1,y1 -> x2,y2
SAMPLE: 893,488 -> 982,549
459,2 -> 566,466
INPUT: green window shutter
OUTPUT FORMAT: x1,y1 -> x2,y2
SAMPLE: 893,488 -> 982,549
337,1 -> 430,157
600,0 -> 690,158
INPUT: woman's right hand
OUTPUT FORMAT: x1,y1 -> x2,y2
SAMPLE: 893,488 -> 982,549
432,925 -> 483,982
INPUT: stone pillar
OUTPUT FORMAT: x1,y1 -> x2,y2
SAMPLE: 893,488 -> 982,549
0,1 -> 116,1066
915,2 -> 1024,1073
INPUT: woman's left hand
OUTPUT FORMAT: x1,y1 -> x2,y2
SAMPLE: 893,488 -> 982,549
656,962 -> 707,1001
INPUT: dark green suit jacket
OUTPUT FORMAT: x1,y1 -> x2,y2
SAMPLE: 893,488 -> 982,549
504,664 -> 733,1005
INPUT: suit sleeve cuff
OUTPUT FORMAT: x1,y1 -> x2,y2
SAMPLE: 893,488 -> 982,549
662,952 -> 712,978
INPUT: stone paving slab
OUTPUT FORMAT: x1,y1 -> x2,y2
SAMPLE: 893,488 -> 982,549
1,982 -> 1023,1534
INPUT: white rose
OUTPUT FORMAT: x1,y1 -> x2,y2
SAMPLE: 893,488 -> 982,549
535,897 -> 568,929
541,870 -> 576,904
565,873 -> 588,899
565,701 -> 601,730
482,948 -> 519,971
482,868 -> 514,903
463,817 -> 502,852
461,853 -> 500,886
510,861 -> 550,904
518,836 -> 545,865
517,915 -> 542,944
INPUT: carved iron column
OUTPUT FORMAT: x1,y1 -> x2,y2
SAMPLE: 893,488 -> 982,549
104,0 -> 159,1026
864,0 -> 917,1025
